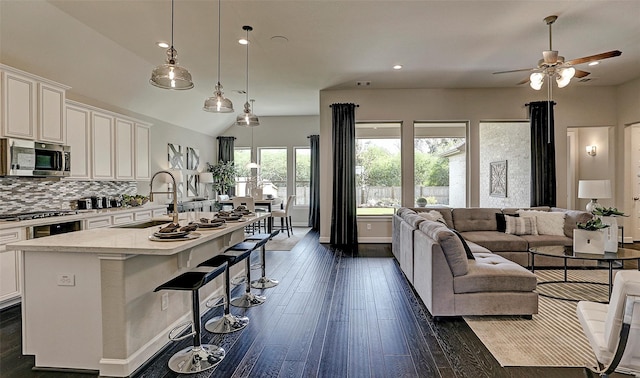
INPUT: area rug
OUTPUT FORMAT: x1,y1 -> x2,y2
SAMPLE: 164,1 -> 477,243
265,227 -> 311,251
463,269 -> 616,368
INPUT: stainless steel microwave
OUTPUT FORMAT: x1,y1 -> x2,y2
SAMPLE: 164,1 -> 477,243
0,138 -> 70,177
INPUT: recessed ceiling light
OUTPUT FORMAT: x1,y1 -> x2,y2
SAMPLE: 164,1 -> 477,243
393,65 -> 403,70
157,41 -> 169,48
588,61 -> 600,66
238,38 -> 249,45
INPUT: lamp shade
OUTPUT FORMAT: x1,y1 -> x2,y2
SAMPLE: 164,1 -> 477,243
199,172 -> 214,183
578,180 -> 611,199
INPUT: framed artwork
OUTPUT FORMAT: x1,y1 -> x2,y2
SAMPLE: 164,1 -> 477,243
186,147 -> 200,170
490,160 -> 507,197
168,143 -> 183,169
186,174 -> 199,197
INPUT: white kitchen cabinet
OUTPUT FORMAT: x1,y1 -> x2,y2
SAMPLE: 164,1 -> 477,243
0,65 -> 69,142
1,69 -> 36,139
153,208 -> 168,218
85,216 -> 112,230
111,212 -> 134,225
65,103 -> 91,179
134,123 -> 151,180
0,227 -> 26,309
133,209 -> 153,221
38,82 -> 66,143
91,111 -> 115,180
115,118 -> 134,180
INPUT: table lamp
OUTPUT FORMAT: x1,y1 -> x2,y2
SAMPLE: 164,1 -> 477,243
578,179 -> 611,212
199,172 -> 214,199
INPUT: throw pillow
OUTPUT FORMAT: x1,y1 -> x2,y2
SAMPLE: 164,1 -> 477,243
517,210 -> 565,236
496,213 -> 519,232
418,210 -> 448,227
449,228 -> 475,260
505,215 -> 538,236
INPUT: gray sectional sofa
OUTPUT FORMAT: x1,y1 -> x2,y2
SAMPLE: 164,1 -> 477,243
392,206 -> 592,317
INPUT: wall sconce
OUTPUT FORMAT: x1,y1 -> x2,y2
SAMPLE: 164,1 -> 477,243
586,145 -> 597,156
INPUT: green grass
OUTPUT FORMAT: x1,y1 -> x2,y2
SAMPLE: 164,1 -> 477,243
356,207 -> 395,216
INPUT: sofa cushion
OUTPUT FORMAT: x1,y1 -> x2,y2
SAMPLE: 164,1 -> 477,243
505,215 -> 538,235
403,213 -> 426,228
518,210 -> 565,236
454,254 -> 537,294
496,213 -> 518,232
452,208 -> 501,232
417,210 -> 448,226
502,206 -> 551,215
418,220 -> 468,276
521,234 -> 573,247
450,228 -> 474,259
414,206 -> 453,228
396,207 -> 415,218
460,230 -> 528,252
552,208 -> 593,238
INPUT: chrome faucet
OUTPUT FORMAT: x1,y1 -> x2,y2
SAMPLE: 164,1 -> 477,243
149,170 -> 180,224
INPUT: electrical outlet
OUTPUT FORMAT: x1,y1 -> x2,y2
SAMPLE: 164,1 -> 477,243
57,274 -> 75,286
366,223 -> 372,230
161,293 -> 169,311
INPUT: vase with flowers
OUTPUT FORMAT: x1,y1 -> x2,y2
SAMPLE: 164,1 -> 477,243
574,218 -> 609,254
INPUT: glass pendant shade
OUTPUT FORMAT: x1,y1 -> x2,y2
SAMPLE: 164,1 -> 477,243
150,48 -> 194,90
203,83 -> 234,112
529,72 -> 544,90
236,102 -> 260,127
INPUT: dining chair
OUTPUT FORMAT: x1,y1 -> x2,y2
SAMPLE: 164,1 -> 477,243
232,196 -> 261,232
272,195 -> 295,237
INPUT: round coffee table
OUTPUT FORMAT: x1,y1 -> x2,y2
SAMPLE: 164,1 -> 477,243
528,245 -> 640,303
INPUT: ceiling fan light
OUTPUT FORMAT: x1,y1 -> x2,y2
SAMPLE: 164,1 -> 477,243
556,67 -> 575,88
529,72 -> 544,90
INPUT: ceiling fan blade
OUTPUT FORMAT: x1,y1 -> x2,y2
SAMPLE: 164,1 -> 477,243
493,68 -> 535,75
565,50 -> 622,66
574,69 -> 591,78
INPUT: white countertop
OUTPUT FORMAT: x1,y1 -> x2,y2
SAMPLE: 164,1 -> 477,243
0,203 -> 168,231
7,211 -> 269,256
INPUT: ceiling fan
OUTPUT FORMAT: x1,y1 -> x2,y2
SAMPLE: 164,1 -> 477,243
493,15 -> 622,90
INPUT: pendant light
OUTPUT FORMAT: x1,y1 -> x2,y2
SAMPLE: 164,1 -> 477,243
246,121 -> 259,168
150,0 -> 194,90
235,25 -> 260,127
203,0 -> 233,112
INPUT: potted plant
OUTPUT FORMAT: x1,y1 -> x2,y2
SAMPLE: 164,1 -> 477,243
416,197 -> 428,207
574,218 -> 609,254
207,161 -> 238,197
592,207 -> 627,252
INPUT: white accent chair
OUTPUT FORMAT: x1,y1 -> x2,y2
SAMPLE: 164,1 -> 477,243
232,196 -> 260,233
272,195 -> 295,237
576,270 -> 640,377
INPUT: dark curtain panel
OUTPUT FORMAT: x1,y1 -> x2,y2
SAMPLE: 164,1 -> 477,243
308,135 -> 320,229
217,136 -> 236,196
330,103 -> 358,246
528,101 -> 556,207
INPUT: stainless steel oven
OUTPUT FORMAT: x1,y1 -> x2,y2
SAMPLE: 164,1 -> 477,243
0,137 -> 71,177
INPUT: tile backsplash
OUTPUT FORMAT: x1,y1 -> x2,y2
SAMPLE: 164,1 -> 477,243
0,178 -> 137,214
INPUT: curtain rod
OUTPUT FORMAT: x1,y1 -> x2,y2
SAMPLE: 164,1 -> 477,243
216,136 -> 237,140
329,104 -> 359,107
524,101 -> 556,106
307,134 -> 319,138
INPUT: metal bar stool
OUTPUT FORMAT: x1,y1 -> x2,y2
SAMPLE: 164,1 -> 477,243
197,254 -> 250,334
153,264 -> 227,374
244,230 -> 280,289
225,241 -> 267,308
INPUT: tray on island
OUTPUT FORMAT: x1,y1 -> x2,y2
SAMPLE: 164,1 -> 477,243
195,222 -> 226,229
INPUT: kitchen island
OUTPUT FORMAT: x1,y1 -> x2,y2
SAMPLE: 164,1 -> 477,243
6,211 -> 269,377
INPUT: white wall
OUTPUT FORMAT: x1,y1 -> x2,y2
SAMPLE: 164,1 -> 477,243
319,85 -> 621,242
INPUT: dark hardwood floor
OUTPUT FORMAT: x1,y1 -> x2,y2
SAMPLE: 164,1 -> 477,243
2,230 -> 632,377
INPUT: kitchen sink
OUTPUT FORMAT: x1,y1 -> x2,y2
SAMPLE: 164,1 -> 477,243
114,220 -> 172,229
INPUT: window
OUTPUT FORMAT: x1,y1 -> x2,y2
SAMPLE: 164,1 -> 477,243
414,122 -> 467,207
258,147 -> 287,199
294,147 -> 310,205
355,122 -> 401,215
234,147 -> 251,195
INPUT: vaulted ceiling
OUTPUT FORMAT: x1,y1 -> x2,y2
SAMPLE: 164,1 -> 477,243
1,0 -> 638,136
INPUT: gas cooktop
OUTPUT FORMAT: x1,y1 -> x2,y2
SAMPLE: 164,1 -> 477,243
0,210 -> 79,222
